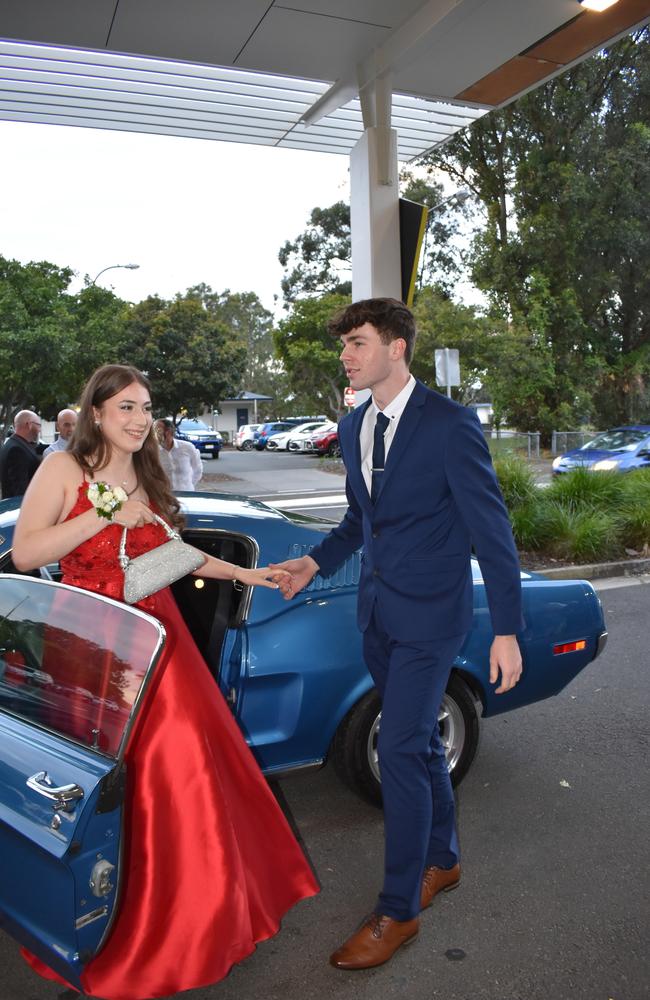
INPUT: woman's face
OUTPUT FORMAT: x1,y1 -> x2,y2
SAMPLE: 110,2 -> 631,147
93,381 -> 153,455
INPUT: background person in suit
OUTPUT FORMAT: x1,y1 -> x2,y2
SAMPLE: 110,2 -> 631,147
0,409 -> 42,498
273,298 -> 523,971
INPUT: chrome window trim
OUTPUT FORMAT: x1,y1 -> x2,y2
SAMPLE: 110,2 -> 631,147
0,574 -> 166,766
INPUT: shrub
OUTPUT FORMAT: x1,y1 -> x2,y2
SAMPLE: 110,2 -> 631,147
537,501 -> 622,562
493,455 -> 538,510
546,467 -> 622,510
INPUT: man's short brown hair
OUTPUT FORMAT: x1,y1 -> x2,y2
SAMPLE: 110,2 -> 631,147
328,298 -> 417,364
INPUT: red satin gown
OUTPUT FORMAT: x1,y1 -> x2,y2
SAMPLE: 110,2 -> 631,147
23,485 -> 319,999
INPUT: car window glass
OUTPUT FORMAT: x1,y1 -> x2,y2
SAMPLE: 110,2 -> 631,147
581,429 -> 649,452
0,577 -> 162,757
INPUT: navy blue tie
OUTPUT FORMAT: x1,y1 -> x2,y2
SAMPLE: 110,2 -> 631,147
371,411 -> 390,503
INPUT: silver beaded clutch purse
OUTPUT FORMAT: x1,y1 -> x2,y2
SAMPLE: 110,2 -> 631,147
118,514 -> 206,604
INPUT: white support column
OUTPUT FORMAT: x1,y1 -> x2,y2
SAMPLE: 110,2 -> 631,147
349,78 -> 401,302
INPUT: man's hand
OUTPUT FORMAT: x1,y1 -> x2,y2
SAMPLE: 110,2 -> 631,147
489,635 -> 522,694
269,554 -> 319,600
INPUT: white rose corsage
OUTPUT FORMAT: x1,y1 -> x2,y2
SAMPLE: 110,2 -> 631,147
87,482 -> 128,521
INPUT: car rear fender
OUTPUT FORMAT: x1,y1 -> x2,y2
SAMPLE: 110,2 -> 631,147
462,576 -> 606,719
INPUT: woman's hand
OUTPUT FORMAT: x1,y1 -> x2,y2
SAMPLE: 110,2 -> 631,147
112,500 -> 157,529
233,565 -> 293,591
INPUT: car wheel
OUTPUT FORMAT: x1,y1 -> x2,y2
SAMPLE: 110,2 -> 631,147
330,673 -> 480,807
327,441 -> 341,458
242,440 -> 254,451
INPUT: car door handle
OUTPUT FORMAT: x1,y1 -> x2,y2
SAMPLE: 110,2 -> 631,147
26,770 -> 84,811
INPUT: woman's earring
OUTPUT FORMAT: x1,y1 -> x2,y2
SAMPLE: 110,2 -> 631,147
95,420 -> 101,428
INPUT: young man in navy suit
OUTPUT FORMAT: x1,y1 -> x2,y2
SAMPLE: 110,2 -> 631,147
274,298 -> 523,970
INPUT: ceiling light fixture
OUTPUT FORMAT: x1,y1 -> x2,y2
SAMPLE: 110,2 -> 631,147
578,0 -> 620,12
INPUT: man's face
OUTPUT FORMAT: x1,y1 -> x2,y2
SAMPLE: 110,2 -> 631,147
24,417 -> 41,443
57,412 -> 77,440
339,323 -> 397,392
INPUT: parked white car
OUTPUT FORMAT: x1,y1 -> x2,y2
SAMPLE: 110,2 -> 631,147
235,423 -> 262,451
286,421 -> 337,452
266,421 -> 332,451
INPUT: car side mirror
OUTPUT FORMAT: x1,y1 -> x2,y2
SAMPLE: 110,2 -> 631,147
637,449 -> 650,458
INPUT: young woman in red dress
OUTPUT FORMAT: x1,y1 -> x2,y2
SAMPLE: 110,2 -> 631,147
12,364 -> 318,1000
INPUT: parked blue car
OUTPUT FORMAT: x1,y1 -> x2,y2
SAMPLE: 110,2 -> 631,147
0,492 -> 606,989
552,426 -> 650,474
176,418 -> 222,458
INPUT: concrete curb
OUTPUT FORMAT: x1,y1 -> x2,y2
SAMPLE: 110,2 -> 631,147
536,557 -> 650,581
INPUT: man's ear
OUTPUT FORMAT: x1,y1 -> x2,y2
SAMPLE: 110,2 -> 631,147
390,338 -> 407,360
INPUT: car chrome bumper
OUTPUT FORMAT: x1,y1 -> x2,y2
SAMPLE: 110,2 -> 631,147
594,630 -> 608,659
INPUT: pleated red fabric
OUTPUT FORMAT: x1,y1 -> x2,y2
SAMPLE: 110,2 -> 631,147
21,485 -> 319,999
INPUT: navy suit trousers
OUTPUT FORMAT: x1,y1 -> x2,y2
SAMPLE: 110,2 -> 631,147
363,608 -> 466,921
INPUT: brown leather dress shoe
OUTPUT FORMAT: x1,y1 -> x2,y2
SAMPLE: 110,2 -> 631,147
420,862 -> 461,910
329,913 -> 419,970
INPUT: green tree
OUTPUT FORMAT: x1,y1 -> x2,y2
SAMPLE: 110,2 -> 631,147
415,28 -> 650,434
126,293 -> 246,424
71,283 -> 131,377
273,294 -> 350,419
0,256 -> 78,432
278,202 -> 351,306
186,285 -> 286,403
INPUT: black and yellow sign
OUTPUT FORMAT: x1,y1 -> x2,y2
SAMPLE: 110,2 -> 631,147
399,198 -> 429,307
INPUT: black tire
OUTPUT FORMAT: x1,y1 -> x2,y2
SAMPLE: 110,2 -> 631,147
330,673 -> 480,807
327,441 -> 341,458
242,440 -> 254,451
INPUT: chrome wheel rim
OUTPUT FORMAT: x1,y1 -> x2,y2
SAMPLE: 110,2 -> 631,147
366,693 -> 465,784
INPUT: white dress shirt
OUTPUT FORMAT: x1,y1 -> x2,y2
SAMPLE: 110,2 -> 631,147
43,436 -> 70,458
360,374 -> 416,494
158,438 -> 203,491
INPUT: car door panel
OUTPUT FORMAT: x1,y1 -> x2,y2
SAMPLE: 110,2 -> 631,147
0,576 -> 164,988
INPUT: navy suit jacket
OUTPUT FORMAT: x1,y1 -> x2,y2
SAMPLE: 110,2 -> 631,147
310,380 -> 523,642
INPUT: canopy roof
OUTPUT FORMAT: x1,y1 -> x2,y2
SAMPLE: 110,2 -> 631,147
0,0 -> 648,158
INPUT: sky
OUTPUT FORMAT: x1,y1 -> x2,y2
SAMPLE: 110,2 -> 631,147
0,119 -> 352,315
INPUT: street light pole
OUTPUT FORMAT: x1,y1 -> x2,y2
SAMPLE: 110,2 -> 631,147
91,263 -> 140,285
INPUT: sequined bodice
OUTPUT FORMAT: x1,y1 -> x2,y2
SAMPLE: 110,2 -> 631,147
60,482 -> 170,608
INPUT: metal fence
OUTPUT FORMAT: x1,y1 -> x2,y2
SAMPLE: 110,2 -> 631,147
487,431 -> 540,459
551,430 -> 601,456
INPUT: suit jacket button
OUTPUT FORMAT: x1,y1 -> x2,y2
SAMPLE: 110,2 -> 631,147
373,568 -> 380,577
372,530 -> 380,538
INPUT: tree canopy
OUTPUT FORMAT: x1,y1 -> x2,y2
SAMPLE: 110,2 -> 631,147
0,256 -> 78,432
125,291 -> 247,424
415,27 -> 650,436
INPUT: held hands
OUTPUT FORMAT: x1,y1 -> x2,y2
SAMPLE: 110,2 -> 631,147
489,635 -> 523,694
112,500 -> 157,530
234,565 -> 293,591
268,555 -> 319,600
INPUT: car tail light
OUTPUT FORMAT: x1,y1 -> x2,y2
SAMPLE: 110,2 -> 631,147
553,640 -> 587,655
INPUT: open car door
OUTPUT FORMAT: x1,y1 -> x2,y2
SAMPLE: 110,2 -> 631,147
0,575 -> 164,990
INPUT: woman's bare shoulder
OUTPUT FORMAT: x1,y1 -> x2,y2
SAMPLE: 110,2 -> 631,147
42,450 -> 83,476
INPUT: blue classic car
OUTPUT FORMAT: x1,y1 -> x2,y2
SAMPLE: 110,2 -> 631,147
552,426 -> 650,474
0,492 -> 606,988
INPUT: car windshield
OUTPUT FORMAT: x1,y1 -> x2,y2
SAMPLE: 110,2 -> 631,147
179,420 -> 210,432
580,429 -> 649,453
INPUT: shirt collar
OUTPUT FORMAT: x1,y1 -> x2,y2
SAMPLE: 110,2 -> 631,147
372,373 -> 416,421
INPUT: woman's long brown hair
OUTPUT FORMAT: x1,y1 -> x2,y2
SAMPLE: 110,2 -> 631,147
69,364 -> 183,528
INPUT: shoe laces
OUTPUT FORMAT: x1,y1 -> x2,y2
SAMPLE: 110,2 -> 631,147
363,913 -> 390,939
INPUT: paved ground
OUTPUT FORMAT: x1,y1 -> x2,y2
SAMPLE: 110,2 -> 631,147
2,582 -> 648,1000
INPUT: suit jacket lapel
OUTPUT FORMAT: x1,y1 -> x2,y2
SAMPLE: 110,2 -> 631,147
376,380 -> 427,499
